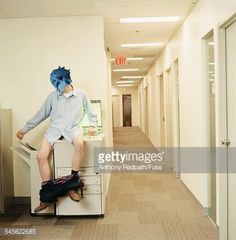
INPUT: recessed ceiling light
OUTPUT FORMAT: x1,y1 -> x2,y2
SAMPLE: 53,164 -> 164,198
113,68 -> 139,72
209,62 -> 215,65
117,84 -> 134,87
121,76 -> 143,79
208,42 -> 214,45
116,80 -> 134,84
120,16 -> 180,23
111,57 -> 144,61
121,43 -> 163,47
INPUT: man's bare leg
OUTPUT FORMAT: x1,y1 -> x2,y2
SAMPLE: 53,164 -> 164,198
68,136 -> 84,202
72,137 -> 84,171
36,138 -> 52,181
34,138 -> 52,213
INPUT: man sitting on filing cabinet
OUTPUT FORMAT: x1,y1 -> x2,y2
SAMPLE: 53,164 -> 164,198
16,66 -> 98,213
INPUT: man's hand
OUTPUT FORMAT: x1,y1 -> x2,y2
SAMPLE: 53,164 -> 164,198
16,130 -> 25,140
88,127 -> 96,136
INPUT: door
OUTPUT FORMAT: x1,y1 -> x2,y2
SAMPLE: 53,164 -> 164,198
112,95 -> 121,128
159,74 -> 165,147
165,69 -> 174,169
172,60 -> 181,177
122,94 -> 132,127
208,34 -> 217,223
139,91 -> 142,129
165,69 -> 173,148
226,20 -> 236,240
144,88 -> 148,135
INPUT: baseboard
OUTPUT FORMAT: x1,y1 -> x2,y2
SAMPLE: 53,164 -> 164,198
178,178 -> 210,217
203,207 -> 210,216
14,197 -> 30,205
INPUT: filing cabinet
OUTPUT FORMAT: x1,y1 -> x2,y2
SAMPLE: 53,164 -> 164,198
54,134 -> 106,216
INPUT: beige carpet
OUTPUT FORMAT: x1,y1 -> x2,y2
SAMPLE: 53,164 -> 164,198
0,127 -> 218,240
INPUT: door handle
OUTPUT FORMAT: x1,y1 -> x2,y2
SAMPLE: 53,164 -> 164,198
221,140 -> 226,145
221,139 -> 231,146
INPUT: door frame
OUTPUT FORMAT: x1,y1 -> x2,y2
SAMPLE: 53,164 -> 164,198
202,30 -> 216,223
171,59 -> 181,177
159,73 -> 165,147
143,86 -> 148,136
138,90 -> 142,130
112,94 -> 121,128
165,68 -> 172,148
215,12 -> 236,240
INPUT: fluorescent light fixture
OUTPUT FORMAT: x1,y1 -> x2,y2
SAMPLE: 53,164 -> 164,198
127,57 -> 143,60
117,84 -> 133,87
111,57 -> 144,61
121,43 -> 163,47
121,76 -> 143,79
209,62 -> 215,65
116,80 -> 134,84
113,68 -> 139,72
208,42 -> 214,45
120,16 -> 180,23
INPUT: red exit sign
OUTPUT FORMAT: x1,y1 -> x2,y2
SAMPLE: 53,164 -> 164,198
115,56 -> 127,65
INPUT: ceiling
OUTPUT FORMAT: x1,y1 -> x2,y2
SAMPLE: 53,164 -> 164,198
0,0 -> 198,87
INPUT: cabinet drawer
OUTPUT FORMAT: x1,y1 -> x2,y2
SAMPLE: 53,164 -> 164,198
56,167 -> 100,178
83,185 -> 102,194
80,176 -> 101,185
79,167 -> 100,176
56,193 -> 102,216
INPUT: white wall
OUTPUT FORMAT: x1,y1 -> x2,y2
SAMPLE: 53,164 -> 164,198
139,0 -> 236,220
112,87 -> 140,127
0,16 -> 111,197
138,82 -> 145,132
104,49 -> 113,195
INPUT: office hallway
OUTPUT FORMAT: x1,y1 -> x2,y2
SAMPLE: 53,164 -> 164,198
0,127 -> 218,240
108,127 -> 219,240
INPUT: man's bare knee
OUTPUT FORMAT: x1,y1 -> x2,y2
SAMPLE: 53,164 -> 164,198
37,151 -> 48,164
73,138 -> 83,152
37,138 -> 52,164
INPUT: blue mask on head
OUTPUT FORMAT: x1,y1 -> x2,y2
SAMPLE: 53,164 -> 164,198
50,66 -> 72,94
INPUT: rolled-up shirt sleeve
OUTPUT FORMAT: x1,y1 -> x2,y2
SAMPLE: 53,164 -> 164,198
83,92 -> 98,128
21,95 -> 52,133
